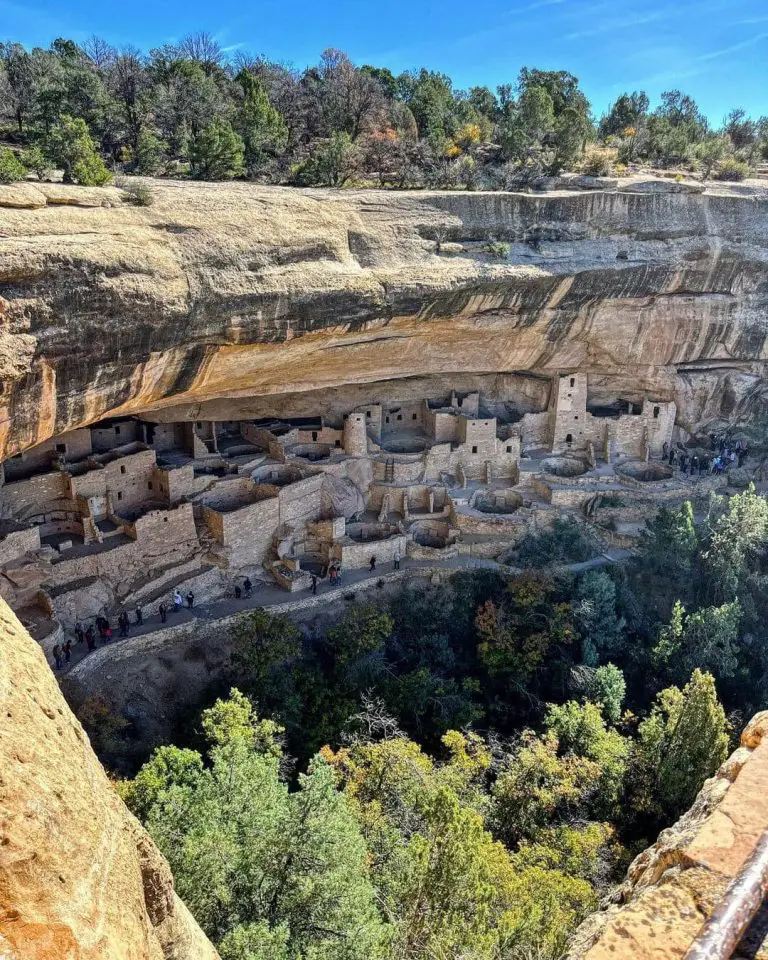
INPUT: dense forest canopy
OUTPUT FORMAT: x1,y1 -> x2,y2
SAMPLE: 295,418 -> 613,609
95,486 -> 768,960
1,32 -> 767,188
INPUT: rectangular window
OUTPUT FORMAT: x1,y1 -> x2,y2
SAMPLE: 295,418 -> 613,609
120,465 -> 126,474
148,481 -> 153,491
117,491 -> 122,501
570,377 -> 575,387
115,425 -> 121,434
472,446 -> 478,454
366,411 -> 371,418
56,443 -> 66,454
412,413 -> 417,420
506,445 -> 512,453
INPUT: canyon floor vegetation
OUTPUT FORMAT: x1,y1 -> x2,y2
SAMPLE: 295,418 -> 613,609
1,34 -> 767,189
107,487 -> 768,960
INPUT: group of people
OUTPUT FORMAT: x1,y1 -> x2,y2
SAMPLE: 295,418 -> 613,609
51,588 -> 196,670
662,436 -> 748,477
51,547 -> 411,670
232,577 -> 253,599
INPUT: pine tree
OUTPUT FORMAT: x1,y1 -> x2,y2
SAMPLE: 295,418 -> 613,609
190,117 -> 245,180
235,70 -> 288,179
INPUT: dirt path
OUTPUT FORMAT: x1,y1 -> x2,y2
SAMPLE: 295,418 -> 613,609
58,549 -> 632,675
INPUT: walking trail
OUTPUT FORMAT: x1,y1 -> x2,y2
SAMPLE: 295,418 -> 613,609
59,549 -> 632,674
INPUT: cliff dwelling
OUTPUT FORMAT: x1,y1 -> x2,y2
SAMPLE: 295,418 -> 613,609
0,370 -> 731,650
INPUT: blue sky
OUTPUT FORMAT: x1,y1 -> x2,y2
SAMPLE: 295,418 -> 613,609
3,0 -> 767,121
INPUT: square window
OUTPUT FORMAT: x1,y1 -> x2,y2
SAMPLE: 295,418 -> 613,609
506,445 -> 512,453
163,516 -> 168,522
472,445 -> 478,454
196,422 -> 202,429
397,414 -> 402,421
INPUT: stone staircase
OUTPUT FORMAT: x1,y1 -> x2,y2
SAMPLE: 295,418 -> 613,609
756,164 -> 768,181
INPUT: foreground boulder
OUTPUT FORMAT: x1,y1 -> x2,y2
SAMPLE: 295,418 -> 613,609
0,598 -> 219,960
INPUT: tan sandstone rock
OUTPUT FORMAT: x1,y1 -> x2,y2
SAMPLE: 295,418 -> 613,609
0,598 -> 219,960
0,179 -> 767,459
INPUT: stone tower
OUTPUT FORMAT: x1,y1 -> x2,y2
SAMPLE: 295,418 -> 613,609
343,413 -> 368,456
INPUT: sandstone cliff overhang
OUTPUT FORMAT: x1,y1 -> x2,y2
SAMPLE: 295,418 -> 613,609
1,178 -> 768,460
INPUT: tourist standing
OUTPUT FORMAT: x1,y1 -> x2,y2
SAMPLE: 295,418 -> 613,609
243,578 -> 252,598
369,555 -> 376,572
63,638 -> 72,664
311,575 -> 318,595
186,591 -> 194,609
394,549 -> 401,570
159,601 -> 167,624
85,625 -> 96,651
173,590 -> 183,613
118,611 -> 129,637
53,644 -> 63,670
135,605 -> 143,626
74,622 -> 84,645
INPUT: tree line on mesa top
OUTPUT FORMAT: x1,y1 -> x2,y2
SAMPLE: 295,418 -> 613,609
1,33 -> 766,188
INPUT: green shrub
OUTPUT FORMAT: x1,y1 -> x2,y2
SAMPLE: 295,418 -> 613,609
20,146 -> 50,181
0,147 -> 26,184
49,115 -> 112,185
134,128 -> 168,176
714,157 -> 751,181
516,516 -> 599,568
484,239 -> 511,259
117,177 -> 154,206
580,146 -> 615,177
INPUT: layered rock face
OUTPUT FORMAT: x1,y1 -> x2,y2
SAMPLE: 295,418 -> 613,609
0,597 -> 219,960
566,712 -> 768,960
1,178 -> 768,459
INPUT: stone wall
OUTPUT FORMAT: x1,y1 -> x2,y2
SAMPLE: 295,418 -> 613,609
129,503 -> 197,549
279,474 -> 326,525
426,409 -> 460,444
69,449 -> 157,516
382,402 -> 424,433
0,523 -> 41,566
332,533 -> 407,569
3,429 -> 93,482
152,462 -> 206,502
0,471 -> 69,520
91,419 -> 141,452
210,497 -> 280,567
